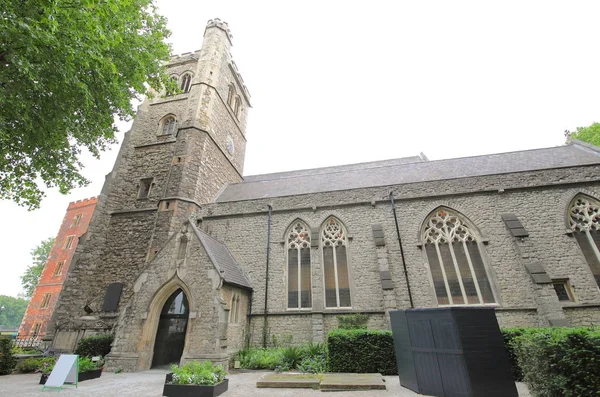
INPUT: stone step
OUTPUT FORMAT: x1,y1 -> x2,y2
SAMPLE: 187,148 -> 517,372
256,373 -> 320,389
320,373 -> 386,391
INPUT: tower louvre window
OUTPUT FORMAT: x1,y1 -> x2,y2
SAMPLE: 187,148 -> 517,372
73,213 -> 82,226
422,208 -> 496,305
181,73 -> 192,93
568,194 -> 600,288
322,217 -> 351,308
65,235 -> 75,249
41,293 -> 51,309
286,221 -> 312,309
138,178 -> 153,200
161,116 -> 177,135
53,261 -> 64,276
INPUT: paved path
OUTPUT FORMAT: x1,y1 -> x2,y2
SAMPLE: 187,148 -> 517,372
0,370 -> 531,396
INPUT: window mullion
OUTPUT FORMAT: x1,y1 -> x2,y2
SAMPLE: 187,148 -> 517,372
462,241 -> 483,303
434,242 -> 453,305
297,247 -> 302,309
585,230 -> 600,264
448,241 -> 468,304
332,245 -> 340,307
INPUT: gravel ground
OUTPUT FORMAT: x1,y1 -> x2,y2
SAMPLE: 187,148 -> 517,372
0,370 -> 531,397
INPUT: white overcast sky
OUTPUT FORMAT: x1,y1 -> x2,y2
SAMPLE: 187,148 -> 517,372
1,0 -> 599,298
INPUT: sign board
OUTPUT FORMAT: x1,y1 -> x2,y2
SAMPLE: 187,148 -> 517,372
42,354 -> 78,391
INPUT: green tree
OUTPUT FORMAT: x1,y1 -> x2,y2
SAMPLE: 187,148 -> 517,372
566,122 -> 600,147
0,295 -> 29,329
0,0 -> 176,209
20,238 -> 55,299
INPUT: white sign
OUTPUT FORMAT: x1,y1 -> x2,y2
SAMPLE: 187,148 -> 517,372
42,354 -> 78,391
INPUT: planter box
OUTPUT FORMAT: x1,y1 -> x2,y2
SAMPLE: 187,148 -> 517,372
39,368 -> 103,385
163,373 -> 229,397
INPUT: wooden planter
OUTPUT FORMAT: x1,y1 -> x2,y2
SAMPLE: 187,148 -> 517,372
39,368 -> 102,385
163,373 -> 229,397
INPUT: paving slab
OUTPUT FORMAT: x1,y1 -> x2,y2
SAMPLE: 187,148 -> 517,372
256,373 -> 320,388
320,373 -> 386,391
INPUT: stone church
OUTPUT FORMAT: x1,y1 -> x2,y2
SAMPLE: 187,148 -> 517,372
48,19 -> 600,372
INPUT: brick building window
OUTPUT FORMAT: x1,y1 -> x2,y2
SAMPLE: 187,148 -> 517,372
286,221 -> 311,309
568,194 -> 600,288
322,217 -> 351,308
422,208 -> 496,305
40,293 -> 51,309
180,73 -> 192,93
229,293 -> 240,323
53,261 -> 64,276
64,235 -> 75,249
32,323 -> 41,337
138,178 -> 154,200
73,213 -> 82,226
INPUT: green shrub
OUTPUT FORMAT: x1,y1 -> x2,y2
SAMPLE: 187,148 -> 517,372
16,357 -> 42,373
169,361 -> 226,386
337,313 -> 369,330
38,356 -> 57,374
302,342 -> 327,357
501,328 -> 526,381
74,333 -> 113,358
78,356 -> 100,372
327,329 -> 396,375
279,346 -> 303,372
298,354 -> 327,374
236,347 -> 284,370
512,327 -> 600,397
0,339 -> 16,375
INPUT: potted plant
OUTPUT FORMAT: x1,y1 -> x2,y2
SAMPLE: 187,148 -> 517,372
163,361 -> 228,397
40,356 -> 103,384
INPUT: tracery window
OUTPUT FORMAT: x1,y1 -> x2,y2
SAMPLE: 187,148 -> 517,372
180,73 -> 192,93
422,208 -> 495,305
287,221 -> 311,309
568,195 -> 600,288
322,217 -> 351,308
161,116 -> 177,135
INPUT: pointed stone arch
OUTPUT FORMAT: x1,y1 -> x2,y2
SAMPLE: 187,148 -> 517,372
320,216 -> 352,308
137,275 -> 193,370
566,193 -> 600,288
420,206 -> 496,306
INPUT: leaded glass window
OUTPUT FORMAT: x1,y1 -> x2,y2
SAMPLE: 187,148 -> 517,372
422,208 -> 495,305
568,195 -> 600,288
322,217 -> 351,308
181,73 -> 192,93
161,116 -> 176,135
287,221 -> 311,309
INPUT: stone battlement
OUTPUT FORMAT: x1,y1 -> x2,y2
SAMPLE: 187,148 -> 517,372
205,18 -> 233,43
68,196 -> 98,209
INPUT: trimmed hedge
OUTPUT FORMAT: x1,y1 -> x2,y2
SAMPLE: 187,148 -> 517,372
327,329 -> 397,375
504,327 -> 600,397
74,333 -> 113,358
0,338 -> 16,375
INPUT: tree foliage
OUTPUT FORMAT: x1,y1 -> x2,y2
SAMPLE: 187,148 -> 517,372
0,0 -> 175,209
0,295 -> 29,329
566,122 -> 600,147
20,237 -> 55,298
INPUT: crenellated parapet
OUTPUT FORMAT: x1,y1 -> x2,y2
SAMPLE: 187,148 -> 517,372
205,18 -> 233,44
68,196 -> 98,210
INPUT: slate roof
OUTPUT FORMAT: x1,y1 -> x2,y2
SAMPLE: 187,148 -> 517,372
192,224 -> 252,290
215,143 -> 600,203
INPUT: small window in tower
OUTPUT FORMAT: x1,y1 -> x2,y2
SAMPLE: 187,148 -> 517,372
552,279 -> 575,302
161,116 -> 177,135
32,323 -> 41,337
73,213 -> 82,226
165,75 -> 178,96
233,96 -> 241,119
53,261 -> 64,277
65,235 -> 75,249
138,178 -> 153,200
181,73 -> 192,93
41,293 -> 51,309
227,84 -> 236,107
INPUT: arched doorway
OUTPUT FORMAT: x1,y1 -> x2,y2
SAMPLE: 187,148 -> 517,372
152,288 -> 189,368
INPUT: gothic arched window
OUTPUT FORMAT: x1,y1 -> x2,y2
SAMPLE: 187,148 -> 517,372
568,195 -> 600,288
322,217 -> 351,308
161,116 -> 176,135
166,75 -> 178,97
180,73 -> 192,93
229,293 -> 240,323
422,208 -> 495,305
287,221 -> 311,309
233,96 -> 241,118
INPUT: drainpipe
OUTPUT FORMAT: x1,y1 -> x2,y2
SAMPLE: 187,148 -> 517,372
389,191 -> 414,308
262,204 -> 272,347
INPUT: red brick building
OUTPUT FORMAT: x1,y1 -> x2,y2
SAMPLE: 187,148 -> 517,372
18,197 -> 97,340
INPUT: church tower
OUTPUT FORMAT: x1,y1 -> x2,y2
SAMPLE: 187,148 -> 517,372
48,19 -> 251,356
